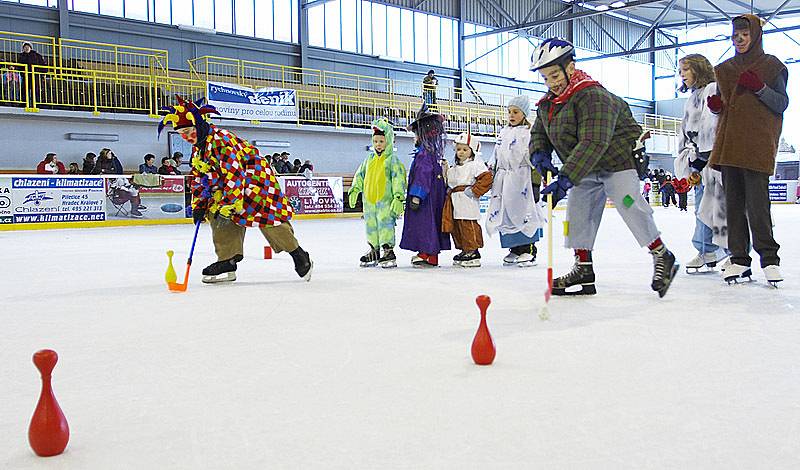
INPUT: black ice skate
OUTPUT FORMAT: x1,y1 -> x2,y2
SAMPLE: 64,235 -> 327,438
651,245 -> 678,298
723,263 -> 754,284
202,254 -> 243,284
514,244 -> 537,267
456,250 -> 481,268
360,245 -> 380,267
378,245 -> 397,268
552,254 -> 596,296
452,251 -> 467,266
290,247 -> 313,281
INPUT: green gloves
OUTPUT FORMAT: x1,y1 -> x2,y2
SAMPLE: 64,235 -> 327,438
390,196 -> 405,217
348,190 -> 360,209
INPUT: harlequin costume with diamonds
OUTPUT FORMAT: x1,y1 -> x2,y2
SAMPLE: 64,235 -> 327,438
159,95 -> 313,283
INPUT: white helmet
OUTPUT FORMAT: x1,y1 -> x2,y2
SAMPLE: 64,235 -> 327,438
454,132 -> 481,156
530,38 -> 575,72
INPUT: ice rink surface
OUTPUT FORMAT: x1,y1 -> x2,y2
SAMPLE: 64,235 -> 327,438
2,205 -> 799,469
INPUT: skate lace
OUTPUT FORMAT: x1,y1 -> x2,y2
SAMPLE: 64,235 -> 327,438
653,253 -> 666,281
562,263 -> 586,283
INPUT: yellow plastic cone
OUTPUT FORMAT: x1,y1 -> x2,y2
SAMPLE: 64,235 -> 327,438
165,250 -> 177,284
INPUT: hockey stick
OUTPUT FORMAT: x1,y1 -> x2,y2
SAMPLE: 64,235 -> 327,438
168,220 -> 201,292
540,171 -> 554,320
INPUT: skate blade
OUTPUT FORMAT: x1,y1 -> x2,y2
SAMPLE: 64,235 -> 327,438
379,260 -> 397,269
656,263 -> 679,298
301,261 -> 314,282
502,260 -> 518,266
360,261 -> 379,268
458,260 -> 481,268
767,280 -> 782,288
412,261 -> 438,268
516,260 -> 538,267
724,269 -> 753,284
202,272 -> 236,284
686,266 -> 715,274
552,284 -> 596,296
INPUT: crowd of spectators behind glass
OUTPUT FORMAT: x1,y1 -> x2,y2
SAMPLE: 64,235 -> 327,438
35,148 -> 312,177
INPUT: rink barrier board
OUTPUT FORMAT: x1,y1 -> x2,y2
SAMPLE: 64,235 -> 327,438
0,211 -> 362,231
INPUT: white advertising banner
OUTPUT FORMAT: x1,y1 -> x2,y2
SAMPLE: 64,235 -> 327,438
206,81 -> 298,122
11,176 -> 106,224
0,177 -> 11,225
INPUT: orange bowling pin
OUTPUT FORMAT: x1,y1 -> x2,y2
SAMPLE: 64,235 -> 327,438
471,295 -> 496,365
29,349 -> 69,457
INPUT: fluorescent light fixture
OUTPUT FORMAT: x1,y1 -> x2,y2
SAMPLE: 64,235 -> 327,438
177,24 -> 217,35
596,5 -> 610,11
610,1 -> 626,7
252,140 -> 291,148
66,133 -> 119,142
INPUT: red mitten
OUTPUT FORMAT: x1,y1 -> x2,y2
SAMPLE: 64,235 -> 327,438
707,94 -> 723,113
738,70 -> 765,92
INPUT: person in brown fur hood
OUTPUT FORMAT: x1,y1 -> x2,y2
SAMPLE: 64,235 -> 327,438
707,14 -> 788,286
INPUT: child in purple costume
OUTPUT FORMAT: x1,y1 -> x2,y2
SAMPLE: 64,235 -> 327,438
400,103 -> 451,267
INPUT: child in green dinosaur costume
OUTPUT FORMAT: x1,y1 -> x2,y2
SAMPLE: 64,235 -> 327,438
348,118 -> 407,268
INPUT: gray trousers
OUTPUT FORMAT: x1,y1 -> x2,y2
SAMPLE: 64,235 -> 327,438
721,166 -> 780,267
209,216 -> 300,261
565,169 -> 661,250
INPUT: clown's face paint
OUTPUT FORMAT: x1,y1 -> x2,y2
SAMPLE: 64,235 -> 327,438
178,126 -> 198,145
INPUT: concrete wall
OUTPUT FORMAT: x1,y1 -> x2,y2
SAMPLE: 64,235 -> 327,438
0,108 -> 497,174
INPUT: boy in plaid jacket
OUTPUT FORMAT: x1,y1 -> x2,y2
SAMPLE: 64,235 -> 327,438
529,38 -> 678,297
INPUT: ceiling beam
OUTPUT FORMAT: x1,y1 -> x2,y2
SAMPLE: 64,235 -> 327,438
660,7 -> 800,28
484,0 -> 517,27
628,0 -> 679,52
463,0 -> 666,40
580,21 -> 800,61
701,0 -> 732,20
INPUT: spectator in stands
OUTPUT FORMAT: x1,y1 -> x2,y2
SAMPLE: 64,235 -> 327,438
299,159 -> 314,174
158,157 -> 180,175
67,162 -> 80,175
139,154 -> 158,174
422,70 -> 438,105
1,65 -> 21,102
271,152 -> 281,169
281,152 -> 293,173
36,153 -> 66,174
18,42 -> 46,70
92,148 -> 123,175
18,42 -> 45,106
292,158 -> 302,174
172,151 -> 188,172
82,152 -> 97,174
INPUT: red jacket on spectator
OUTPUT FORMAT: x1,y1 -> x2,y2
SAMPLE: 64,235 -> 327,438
672,178 -> 690,194
36,159 -> 66,174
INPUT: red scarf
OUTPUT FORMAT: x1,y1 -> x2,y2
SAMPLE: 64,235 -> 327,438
537,69 -> 602,122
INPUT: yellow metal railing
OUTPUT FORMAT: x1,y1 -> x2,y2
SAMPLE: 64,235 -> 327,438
0,31 -> 57,66
58,38 -> 168,78
0,30 -> 683,140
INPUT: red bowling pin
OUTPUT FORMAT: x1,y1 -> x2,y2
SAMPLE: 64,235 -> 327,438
471,295 -> 496,365
29,349 -> 69,457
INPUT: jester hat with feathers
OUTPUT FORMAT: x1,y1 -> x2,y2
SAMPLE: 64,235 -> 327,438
158,95 -> 220,137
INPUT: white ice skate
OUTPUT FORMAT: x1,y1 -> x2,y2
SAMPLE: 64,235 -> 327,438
685,252 -> 719,274
514,252 -> 537,267
719,257 -> 732,274
763,265 -> 783,288
723,263 -> 754,284
502,252 -> 519,266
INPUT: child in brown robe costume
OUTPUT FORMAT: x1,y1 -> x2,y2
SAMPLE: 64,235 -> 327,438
708,14 -> 789,286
